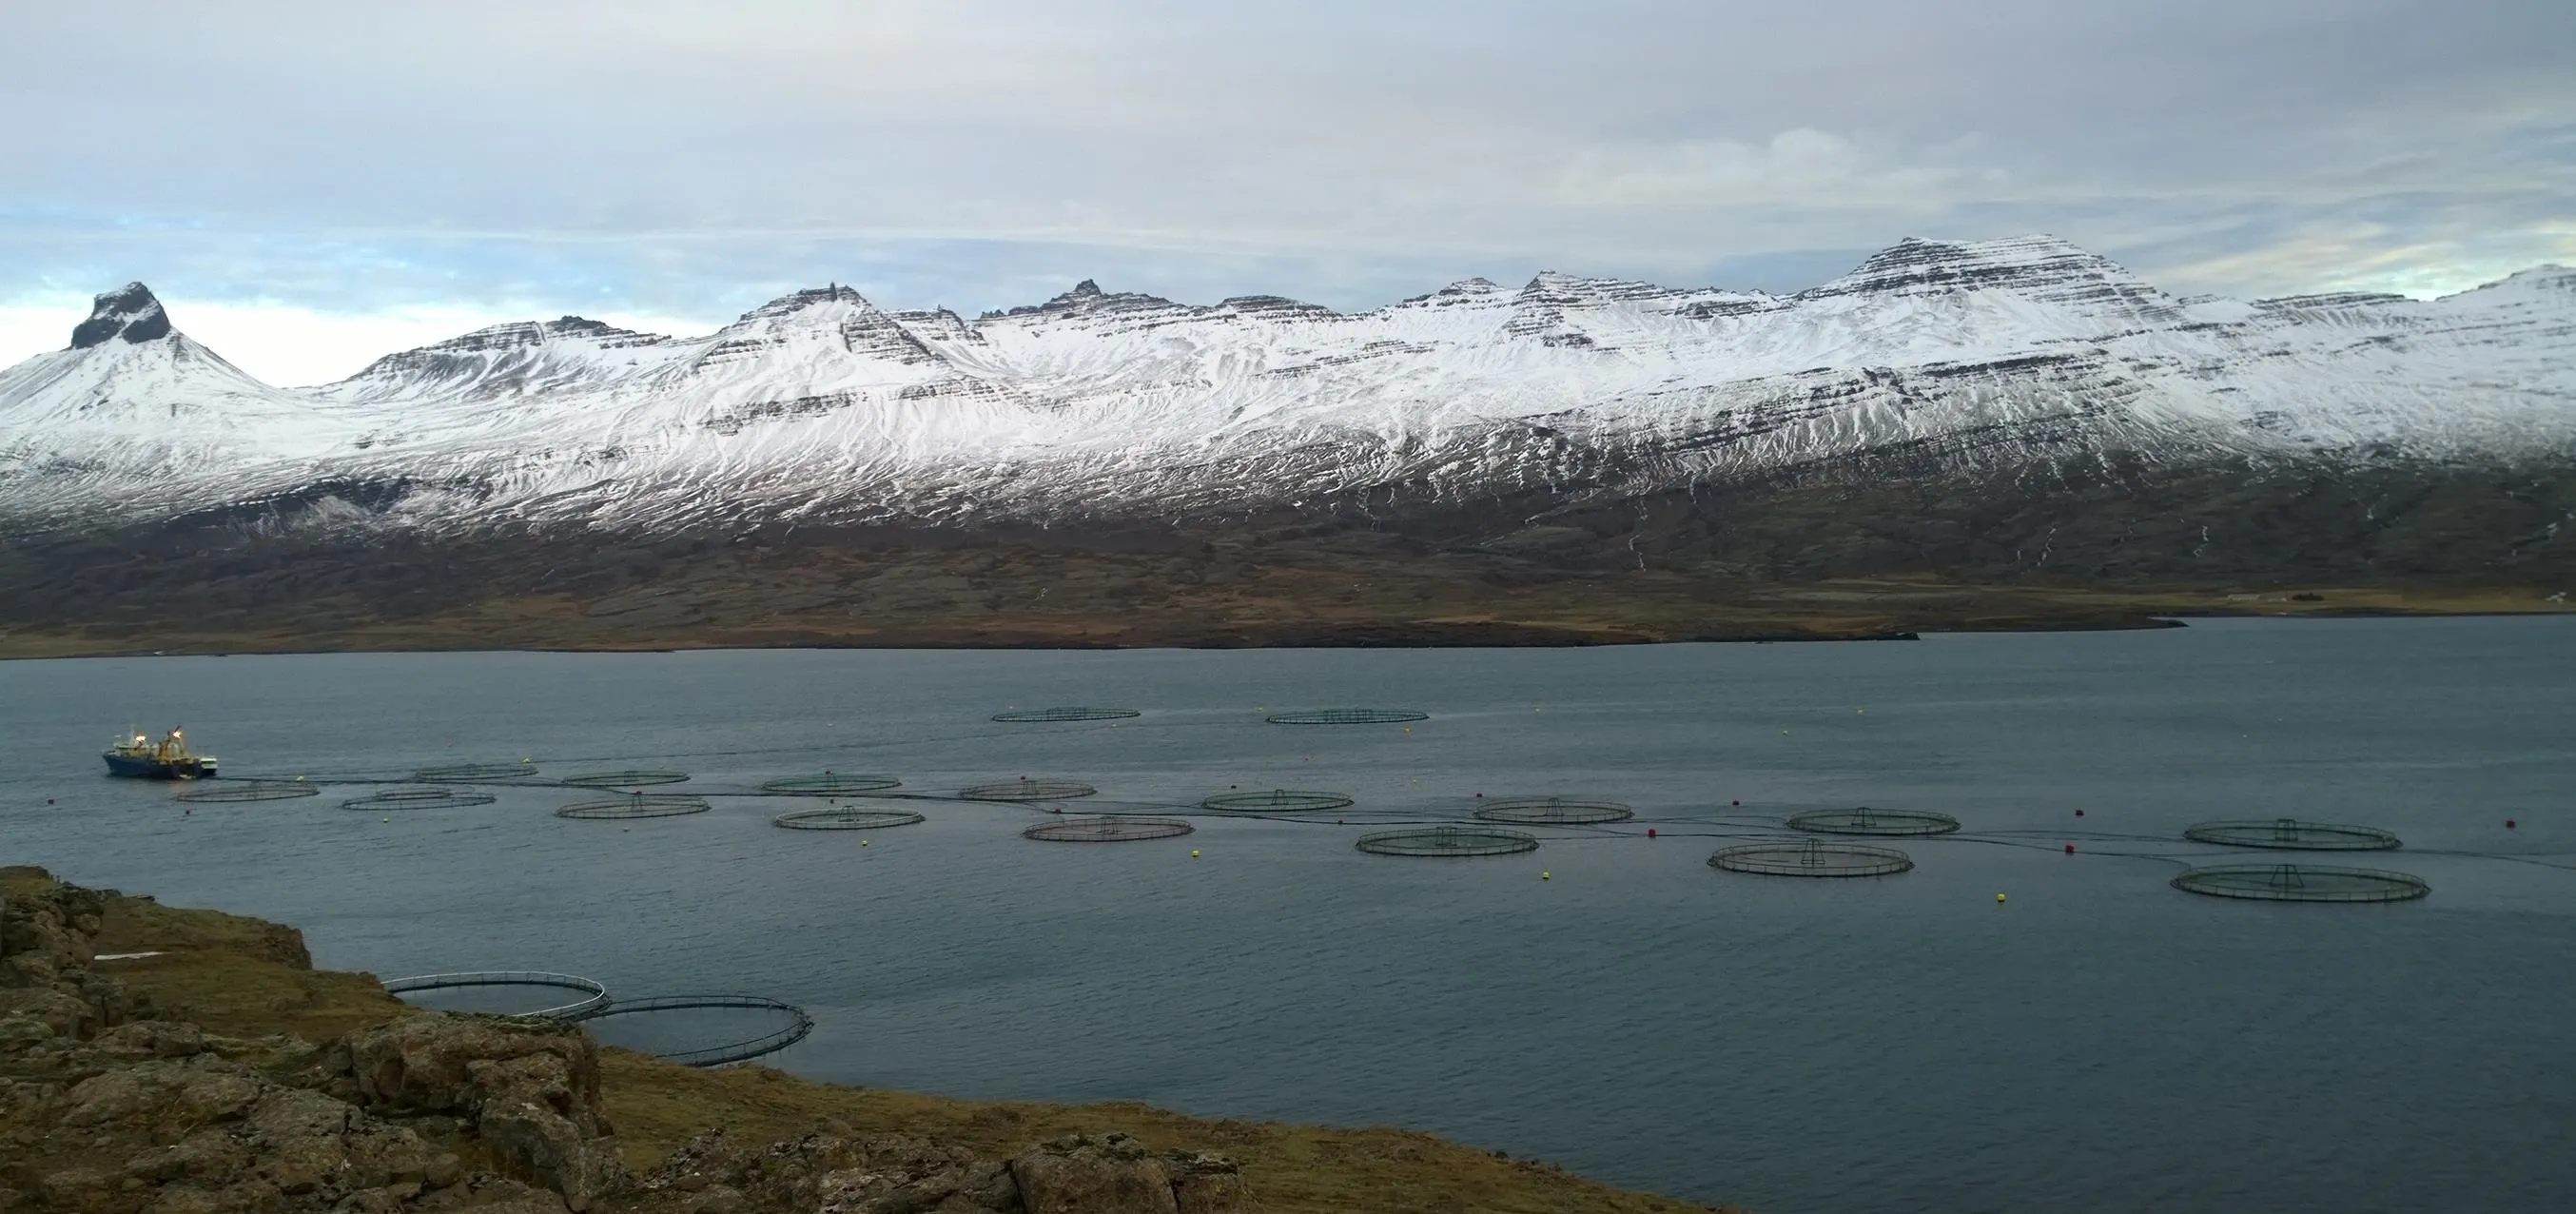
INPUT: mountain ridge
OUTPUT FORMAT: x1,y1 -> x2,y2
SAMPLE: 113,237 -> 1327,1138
2,236 -> 2571,653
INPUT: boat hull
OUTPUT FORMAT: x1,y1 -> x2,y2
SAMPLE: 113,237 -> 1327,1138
104,752 -> 215,779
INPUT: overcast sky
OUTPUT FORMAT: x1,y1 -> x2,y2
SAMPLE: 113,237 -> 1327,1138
4,0 -> 2570,383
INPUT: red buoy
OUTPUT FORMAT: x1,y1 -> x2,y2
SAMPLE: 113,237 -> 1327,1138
2064,844 -> 2075,854
2507,819 -> 2518,829
1647,828 -> 1657,838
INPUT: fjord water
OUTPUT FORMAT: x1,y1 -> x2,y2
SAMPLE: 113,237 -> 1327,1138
4,618 -> 2570,1214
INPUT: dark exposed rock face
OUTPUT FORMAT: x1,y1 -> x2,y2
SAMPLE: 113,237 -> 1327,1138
67,283 -> 173,349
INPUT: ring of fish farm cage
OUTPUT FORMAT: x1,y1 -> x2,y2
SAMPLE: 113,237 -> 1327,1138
1473,796 -> 1634,825
2170,863 -> 2429,902
1023,815 -> 1196,842
957,779 -> 1098,802
1200,790 -> 1356,813
564,994 -> 814,1067
555,793 -> 712,820
1708,838 -> 1914,877
175,782 -> 320,803
760,773 -> 903,795
771,807 -> 927,831
340,789 -> 499,811
559,769 -> 692,788
990,707 -> 1142,723
412,762 -> 537,783
2181,818 -> 2403,851
1785,807 -> 1961,836
1355,826 -> 1540,857
381,970 -> 611,1020
1263,708 -> 1429,725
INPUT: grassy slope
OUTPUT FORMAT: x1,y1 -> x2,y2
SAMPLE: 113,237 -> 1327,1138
2,868 -> 1732,1213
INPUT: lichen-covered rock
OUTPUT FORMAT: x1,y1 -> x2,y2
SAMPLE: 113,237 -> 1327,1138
1010,1134 -> 1179,1214
343,1013 -> 608,1129
94,1018 -> 205,1060
59,1057 -> 263,1127
478,1095 -> 629,1211
629,1128 -> 1029,1214
1164,1153 -> 1247,1214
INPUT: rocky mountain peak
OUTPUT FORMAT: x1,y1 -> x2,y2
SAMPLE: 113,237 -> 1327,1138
68,282 -> 173,349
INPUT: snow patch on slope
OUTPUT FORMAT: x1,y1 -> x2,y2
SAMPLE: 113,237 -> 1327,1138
4,238 -> 2572,533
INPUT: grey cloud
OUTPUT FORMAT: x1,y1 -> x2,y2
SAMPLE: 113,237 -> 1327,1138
3,0 -> 2568,314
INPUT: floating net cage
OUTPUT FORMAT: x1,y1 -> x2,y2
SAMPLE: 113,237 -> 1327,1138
2171,863 -> 2429,903
556,793 -> 712,820
2183,818 -> 2403,852
760,773 -> 902,795
958,778 -> 1098,802
1264,708 -> 1429,725
991,707 -> 1142,723
1356,826 -> 1540,857
1709,838 -> 1914,877
1786,806 -> 1961,837
413,762 -> 537,783
1200,789 -> 1356,813
559,769 -> 691,789
772,807 -> 927,831
1474,796 -> 1634,825
567,995 -> 813,1067
382,970 -> 611,1020
1024,815 -> 1197,843
342,788 -> 498,811
176,781 -> 320,803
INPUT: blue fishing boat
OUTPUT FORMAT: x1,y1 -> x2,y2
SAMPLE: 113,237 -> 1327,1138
103,728 -> 216,779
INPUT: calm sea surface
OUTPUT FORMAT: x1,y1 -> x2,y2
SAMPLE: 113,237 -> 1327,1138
3,617 -> 2571,1213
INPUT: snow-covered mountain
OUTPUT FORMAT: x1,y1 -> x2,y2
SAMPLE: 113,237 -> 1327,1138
4,237 -> 2571,536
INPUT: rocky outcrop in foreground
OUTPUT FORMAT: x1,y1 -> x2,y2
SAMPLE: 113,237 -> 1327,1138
1,873 -> 1244,1214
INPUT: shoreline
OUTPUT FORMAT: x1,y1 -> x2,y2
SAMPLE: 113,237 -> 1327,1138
0,865 -> 1735,1213
6,592 -> 2573,661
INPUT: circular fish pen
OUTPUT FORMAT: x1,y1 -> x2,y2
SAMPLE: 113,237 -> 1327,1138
1024,815 -> 1196,843
1786,807 -> 1961,837
991,707 -> 1142,723
1709,838 -> 1914,877
382,970 -> 611,1020
555,793 -> 712,820
761,773 -> 902,795
1474,796 -> 1634,825
568,995 -> 813,1067
2183,818 -> 2403,851
1200,790 -> 1356,813
176,781 -> 319,803
2171,863 -> 2429,903
771,807 -> 927,831
341,789 -> 498,811
413,762 -> 537,783
559,769 -> 691,789
1264,708 -> 1429,725
958,779 -> 1098,802
1356,826 -> 1540,857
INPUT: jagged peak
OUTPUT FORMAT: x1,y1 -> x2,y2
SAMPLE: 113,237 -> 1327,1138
729,283 -> 887,326
69,282 -> 173,349
1800,233 -> 2161,306
422,316 -> 665,353
985,279 -> 1184,320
